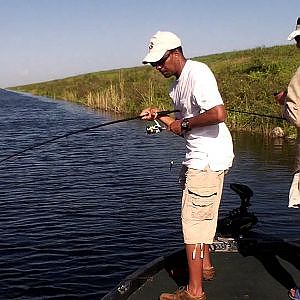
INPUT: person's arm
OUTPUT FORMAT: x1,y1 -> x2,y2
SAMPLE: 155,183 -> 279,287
168,104 -> 226,136
186,104 -> 226,128
284,67 -> 300,127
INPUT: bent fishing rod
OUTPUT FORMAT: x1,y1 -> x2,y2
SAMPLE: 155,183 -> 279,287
0,109 -> 179,164
0,108 -> 284,164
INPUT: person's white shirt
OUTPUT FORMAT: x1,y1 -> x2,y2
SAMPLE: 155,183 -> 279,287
169,60 -> 234,171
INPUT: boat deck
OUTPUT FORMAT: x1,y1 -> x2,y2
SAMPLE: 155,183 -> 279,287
102,234 -> 300,300
127,239 -> 300,300
128,252 -> 300,299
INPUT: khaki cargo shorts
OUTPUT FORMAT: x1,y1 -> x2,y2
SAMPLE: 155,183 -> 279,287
180,166 -> 225,245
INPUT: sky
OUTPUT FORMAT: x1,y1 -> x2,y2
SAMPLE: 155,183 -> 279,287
1,0 -> 300,88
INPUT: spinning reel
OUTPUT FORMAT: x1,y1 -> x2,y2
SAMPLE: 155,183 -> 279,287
146,120 -> 166,134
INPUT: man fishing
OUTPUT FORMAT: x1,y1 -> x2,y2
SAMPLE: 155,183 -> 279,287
140,31 -> 234,300
275,18 -> 300,211
275,17 -> 300,300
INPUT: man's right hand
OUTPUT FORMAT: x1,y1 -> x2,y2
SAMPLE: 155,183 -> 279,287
140,108 -> 160,120
274,90 -> 287,105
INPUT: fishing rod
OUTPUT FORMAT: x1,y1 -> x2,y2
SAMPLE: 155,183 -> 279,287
227,108 -> 285,120
1,107 -> 283,164
142,108 -> 285,134
0,109 -> 179,164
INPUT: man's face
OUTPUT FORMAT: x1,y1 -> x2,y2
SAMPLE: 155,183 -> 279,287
150,50 -> 176,78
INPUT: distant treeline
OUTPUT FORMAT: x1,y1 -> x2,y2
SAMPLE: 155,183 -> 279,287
11,45 -> 300,137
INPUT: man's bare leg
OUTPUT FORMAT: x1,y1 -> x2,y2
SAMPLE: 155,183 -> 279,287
185,244 -> 204,297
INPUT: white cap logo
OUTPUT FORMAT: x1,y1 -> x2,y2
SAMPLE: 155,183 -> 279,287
148,41 -> 154,50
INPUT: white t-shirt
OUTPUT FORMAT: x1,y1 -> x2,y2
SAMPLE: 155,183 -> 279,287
169,60 -> 234,171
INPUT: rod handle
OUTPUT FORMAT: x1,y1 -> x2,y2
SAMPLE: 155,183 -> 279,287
156,109 -> 180,116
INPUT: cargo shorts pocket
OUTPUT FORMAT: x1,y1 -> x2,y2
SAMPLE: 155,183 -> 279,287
187,187 -> 217,221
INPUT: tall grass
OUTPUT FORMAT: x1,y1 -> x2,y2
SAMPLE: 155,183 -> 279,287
11,44 -> 300,136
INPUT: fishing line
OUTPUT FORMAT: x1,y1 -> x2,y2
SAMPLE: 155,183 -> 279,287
227,108 -> 285,120
0,109 -> 179,164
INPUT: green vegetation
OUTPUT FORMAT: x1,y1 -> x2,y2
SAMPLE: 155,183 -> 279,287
11,44 -> 300,136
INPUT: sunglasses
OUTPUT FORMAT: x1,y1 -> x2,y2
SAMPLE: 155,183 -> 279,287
150,51 -> 171,67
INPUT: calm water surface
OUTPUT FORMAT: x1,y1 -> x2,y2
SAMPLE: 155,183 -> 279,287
0,89 -> 299,299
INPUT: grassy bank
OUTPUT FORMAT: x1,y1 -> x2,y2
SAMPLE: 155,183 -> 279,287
11,44 -> 300,136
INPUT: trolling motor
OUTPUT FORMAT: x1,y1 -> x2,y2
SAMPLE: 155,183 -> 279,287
217,183 -> 258,237
146,120 -> 166,134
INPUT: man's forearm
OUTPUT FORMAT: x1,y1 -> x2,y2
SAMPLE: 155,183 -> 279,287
188,105 -> 226,129
157,115 -> 175,127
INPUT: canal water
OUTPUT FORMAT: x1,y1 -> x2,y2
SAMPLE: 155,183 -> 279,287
0,89 -> 299,299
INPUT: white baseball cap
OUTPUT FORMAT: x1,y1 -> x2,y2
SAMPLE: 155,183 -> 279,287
142,31 -> 181,64
288,17 -> 300,41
